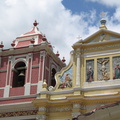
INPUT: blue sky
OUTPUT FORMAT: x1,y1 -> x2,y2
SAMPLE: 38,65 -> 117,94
62,0 -> 116,25
62,0 -> 115,15
0,0 -> 120,63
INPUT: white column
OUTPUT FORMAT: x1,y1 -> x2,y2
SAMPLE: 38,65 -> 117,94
37,51 -> 46,93
76,53 -> 81,86
24,53 -> 32,95
4,56 -> 12,98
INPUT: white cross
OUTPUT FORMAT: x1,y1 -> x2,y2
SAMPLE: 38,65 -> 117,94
100,12 -> 106,18
77,35 -> 82,41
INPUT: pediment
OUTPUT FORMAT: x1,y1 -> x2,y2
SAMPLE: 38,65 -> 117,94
77,29 -> 120,44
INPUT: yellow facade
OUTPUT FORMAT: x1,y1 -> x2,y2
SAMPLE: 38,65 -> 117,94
33,19 -> 120,120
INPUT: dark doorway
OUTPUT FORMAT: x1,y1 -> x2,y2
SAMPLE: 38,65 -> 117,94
51,68 -> 56,87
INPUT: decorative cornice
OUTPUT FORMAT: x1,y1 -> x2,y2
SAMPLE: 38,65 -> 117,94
49,106 -> 72,112
84,48 -> 120,58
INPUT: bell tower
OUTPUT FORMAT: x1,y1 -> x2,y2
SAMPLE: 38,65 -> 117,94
0,20 -> 65,120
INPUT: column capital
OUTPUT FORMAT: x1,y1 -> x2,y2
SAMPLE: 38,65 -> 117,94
76,52 -> 81,57
76,48 -> 81,52
73,104 -> 80,109
40,51 -> 46,56
39,106 -> 47,112
8,56 -> 13,61
28,53 -> 33,58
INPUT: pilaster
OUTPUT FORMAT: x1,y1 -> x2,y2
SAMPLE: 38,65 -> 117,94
37,51 -> 46,93
24,53 -> 33,95
72,104 -> 81,119
36,105 -> 47,120
110,56 -> 113,80
76,51 -> 81,86
4,56 -> 13,97
94,58 -> 97,81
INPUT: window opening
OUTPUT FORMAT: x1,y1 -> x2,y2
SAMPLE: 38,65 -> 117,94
12,62 -> 26,87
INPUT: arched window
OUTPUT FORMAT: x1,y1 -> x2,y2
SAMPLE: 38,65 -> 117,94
51,68 -> 56,87
12,62 -> 26,87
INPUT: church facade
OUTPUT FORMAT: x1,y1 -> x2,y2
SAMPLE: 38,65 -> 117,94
0,17 -> 120,120
33,18 -> 120,120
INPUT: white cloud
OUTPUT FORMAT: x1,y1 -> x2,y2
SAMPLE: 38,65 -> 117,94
0,0 -> 101,64
87,0 -> 120,7
2,0 -> 120,64
87,0 -> 120,32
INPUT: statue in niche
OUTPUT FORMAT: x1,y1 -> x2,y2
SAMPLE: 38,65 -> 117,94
113,64 -> 120,79
86,59 -> 94,82
113,56 -> 120,79
97,58 -> 110,80
87,66 -> 94,82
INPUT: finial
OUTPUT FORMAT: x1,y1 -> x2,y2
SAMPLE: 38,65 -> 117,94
31,38 -> 35,44
0,41 -> 4,48
33,20 -> 39,26
11,40 -> 15,47
42,79 -> 47,88
77,35 -> 83,43
99,12 -> 107,29
56,51 -> 60,57
62,57 -> 66,62
42,35 -> 47,41
48,42 -> 52,47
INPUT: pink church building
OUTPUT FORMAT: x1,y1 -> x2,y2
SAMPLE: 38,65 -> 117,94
0,21 -> 65,120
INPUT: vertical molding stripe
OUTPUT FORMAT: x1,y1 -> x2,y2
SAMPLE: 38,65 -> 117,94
110,56 -> 113,80
76,53 -> 81,86
94,58 -> 97,81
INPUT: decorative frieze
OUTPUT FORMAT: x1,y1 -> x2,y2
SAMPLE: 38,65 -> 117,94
49,106 -> 72,112
0,110 -> 38,118
83,44 -> 120,52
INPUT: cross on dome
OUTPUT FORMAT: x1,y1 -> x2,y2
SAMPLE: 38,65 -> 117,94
99,12 -> 107,29
100,12 -> 106,18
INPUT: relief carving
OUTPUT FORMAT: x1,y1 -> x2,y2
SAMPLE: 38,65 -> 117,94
97,57 -> 110,80
58,66 -> 73,89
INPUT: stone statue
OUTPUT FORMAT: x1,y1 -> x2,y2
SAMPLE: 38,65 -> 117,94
87,66 -> 94,82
